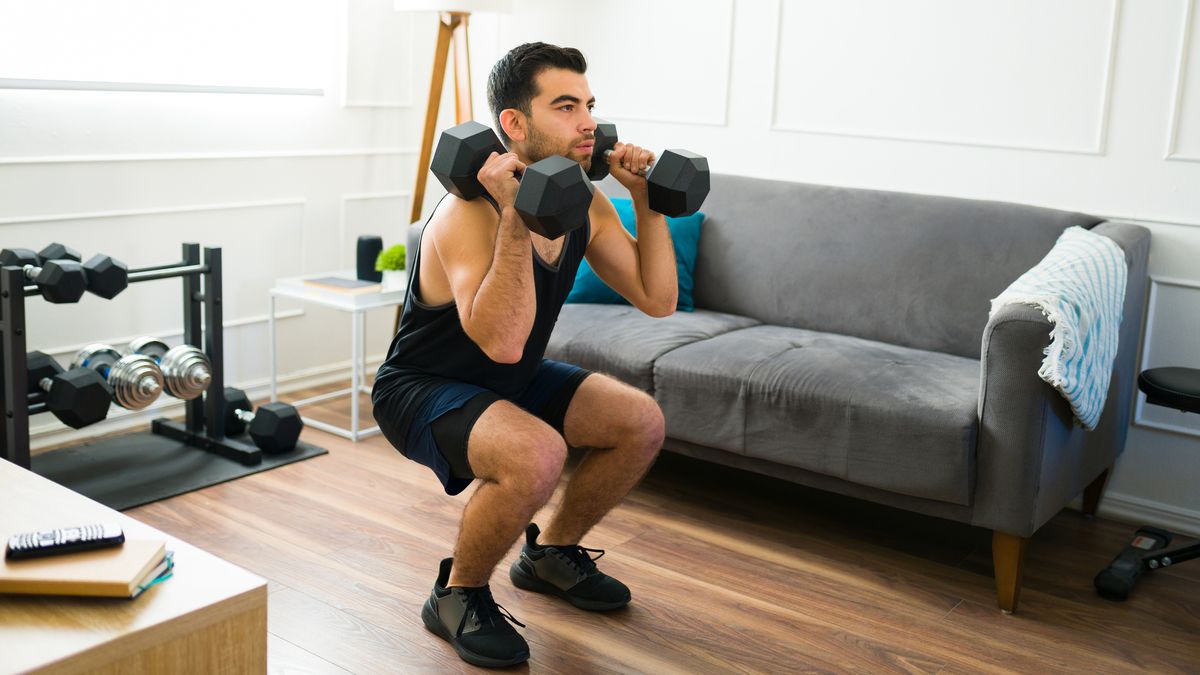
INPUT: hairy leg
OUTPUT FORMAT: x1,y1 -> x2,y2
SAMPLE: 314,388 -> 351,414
447,401 -> 566,587
539,374 -> 665,546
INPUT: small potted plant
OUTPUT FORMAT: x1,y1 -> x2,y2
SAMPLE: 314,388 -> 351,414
375,243 -> 406,291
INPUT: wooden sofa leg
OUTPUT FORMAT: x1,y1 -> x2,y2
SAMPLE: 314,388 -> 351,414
992,530 -> 1028,614
1081,466 -> 1111,517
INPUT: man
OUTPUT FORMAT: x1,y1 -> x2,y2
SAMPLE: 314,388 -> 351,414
372,42 -> 675,668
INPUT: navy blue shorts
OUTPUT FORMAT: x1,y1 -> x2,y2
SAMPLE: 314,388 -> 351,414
375,359 -> 591,495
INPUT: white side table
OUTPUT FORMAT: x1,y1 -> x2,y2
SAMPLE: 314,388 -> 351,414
268,270 -> 407,441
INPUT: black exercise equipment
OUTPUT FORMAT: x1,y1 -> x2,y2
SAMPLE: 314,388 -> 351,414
0,247 -> 128,302
223,387 -> 303,453
429,120 -> 595,240
0,248 -> 86,304
3,244 -> 268,469
25,351 -> 112,429
36,243 -> 80,266
1094,367 -> 1200,601
586,117 -> 711,217
127,336 -> 212,400
72,344 -> 164,410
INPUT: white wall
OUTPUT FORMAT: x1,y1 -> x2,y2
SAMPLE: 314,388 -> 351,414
0,0 -> 435,448
3,0 -> 1198,533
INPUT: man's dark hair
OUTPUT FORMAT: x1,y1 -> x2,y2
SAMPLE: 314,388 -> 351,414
487,42 -> 587,148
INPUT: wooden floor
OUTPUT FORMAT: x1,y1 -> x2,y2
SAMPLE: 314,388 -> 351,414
123,383 -> 1200,674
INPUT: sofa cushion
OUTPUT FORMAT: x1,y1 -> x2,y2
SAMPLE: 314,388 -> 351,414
566,197 -> 705,311
653,325 -> 981,505
547,305 -> 759,393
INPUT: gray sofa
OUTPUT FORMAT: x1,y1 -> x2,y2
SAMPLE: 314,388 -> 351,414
547,174 -> 1150,613
405,174 -> 1149,613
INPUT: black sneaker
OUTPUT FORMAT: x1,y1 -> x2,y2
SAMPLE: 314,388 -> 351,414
421,558 -> 529,668
509,523 -> 631,611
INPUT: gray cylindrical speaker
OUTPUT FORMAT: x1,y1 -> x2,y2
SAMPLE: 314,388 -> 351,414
357,235 -> 383,282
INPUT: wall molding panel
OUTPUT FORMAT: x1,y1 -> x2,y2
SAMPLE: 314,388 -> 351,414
0,149 -> 417,166
1134,274 -> 1200,438
769,0 -> 1121,155
1166,0 -> 1199,162
0,77 -> 323,96
0,198 -> 307,227
341,0 -> 416,109
339,191 -> 413,268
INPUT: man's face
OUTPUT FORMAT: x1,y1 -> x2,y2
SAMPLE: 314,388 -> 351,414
519,67 -> 597,170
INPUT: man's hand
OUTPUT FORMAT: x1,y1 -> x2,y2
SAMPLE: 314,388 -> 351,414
607,142 -> 655,196
477,151 -> 525,209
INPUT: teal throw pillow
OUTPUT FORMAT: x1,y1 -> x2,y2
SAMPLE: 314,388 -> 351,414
567,197 -> 704,312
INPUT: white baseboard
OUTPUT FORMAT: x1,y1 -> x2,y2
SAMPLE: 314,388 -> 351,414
1071,491 -> 1200,537
29,356 -> 386,454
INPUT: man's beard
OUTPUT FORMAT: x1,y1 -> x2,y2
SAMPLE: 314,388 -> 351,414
526,121 -> 592,172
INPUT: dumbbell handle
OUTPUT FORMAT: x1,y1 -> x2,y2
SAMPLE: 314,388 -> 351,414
602,149 -> 650,177
233,408 -> 255,423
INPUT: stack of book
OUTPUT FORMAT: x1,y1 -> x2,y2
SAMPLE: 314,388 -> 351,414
0,540 -> 174,599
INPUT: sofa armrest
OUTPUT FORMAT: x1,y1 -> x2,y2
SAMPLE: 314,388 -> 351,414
972,222 -> 1150,536
406,220 -> 426,272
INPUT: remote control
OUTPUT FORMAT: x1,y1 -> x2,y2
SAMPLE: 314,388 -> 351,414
5,523 -> 125,560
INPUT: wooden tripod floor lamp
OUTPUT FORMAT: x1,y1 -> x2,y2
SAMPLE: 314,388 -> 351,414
395,0 -> 512,225
393,1 -> 510,333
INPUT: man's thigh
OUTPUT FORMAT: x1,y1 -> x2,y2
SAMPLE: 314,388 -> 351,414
561,373 -> 663,450
466,400 -> 566,482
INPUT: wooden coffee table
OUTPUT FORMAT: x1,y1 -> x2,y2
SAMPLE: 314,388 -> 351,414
0,458 -> 267,674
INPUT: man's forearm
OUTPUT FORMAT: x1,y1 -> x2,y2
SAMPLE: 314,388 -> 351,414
633,201 -> 678,315
470,207 -> 536,359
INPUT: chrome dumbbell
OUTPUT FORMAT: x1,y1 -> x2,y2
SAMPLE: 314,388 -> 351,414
126,336 -> 212,400
71,344 -> 163,410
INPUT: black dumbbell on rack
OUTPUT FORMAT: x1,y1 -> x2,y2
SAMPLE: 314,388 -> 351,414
126,336 -> 212,400
224,388 -> 303,453
586,118 -> 710,218
71,344 -> 164,410
0,245 -> 129,302
25,351 -> 113,429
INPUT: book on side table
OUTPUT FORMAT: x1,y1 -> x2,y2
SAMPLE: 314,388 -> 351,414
0,540 -> 174,599
302,275 -> 381,295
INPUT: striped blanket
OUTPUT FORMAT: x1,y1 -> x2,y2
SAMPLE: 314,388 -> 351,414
989,226 -> 1127,430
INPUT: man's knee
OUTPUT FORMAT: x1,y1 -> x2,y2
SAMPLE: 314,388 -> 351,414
624,395 -> 666,458
471,405 -> 567,503
515,431 -> 568,501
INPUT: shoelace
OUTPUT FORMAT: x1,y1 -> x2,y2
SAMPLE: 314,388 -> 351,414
553,545 -> 605,576
460,586 -> 525,634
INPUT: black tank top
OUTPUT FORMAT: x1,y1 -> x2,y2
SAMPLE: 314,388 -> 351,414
376,194 -> 590,402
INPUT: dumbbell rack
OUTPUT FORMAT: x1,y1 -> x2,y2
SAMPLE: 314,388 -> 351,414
1,243 -> 262,469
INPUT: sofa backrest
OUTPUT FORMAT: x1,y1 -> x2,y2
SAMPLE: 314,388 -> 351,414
601,174 -> 1103,360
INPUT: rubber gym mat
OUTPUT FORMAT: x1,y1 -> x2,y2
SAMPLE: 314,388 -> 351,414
31,430 -> 327,511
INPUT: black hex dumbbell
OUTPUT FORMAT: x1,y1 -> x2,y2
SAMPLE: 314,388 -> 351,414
26,351 -> 113,429
224,388 -> 303,453
0,248 -> 87,303
429,120 -> 595,240
35,243 -> 81,266
0,247 -> 128,302
586,118 -> 710,217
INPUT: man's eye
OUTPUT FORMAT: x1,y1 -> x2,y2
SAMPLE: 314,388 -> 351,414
561,105 -> 573,112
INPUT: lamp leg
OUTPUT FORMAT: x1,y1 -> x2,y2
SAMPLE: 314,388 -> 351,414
410,15 -> 456,225
452,13 -> 472,123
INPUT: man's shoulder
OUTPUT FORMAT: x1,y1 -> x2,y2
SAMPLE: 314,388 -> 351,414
428,196 -> 501,243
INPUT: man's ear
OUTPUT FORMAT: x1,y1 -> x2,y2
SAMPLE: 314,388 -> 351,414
500,109 -> 527,143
